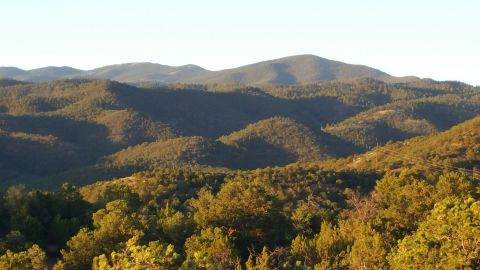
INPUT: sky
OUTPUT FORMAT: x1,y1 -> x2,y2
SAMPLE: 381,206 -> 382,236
1,0 -> 479,85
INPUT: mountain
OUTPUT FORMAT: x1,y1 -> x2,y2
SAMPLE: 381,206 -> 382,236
79,63 -> 210,83
321,115 -> 480,174
185,54 -> 392,84
0,76 -> 478,188
0,55 -> 409,84
218,117 -> 325,165
323,95 -> 480,149
98,136 -> 215,172
0,67 -> 27,78
0,66 -> 82,82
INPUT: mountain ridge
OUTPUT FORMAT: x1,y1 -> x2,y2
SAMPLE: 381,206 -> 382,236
319,114 -> 480,174
0,55 -> 418,84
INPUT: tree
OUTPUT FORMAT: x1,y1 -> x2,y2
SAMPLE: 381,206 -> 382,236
435,172 -> 479,200
2,183 -> 92,250
314,222 -> 350,269
291,197 -> 335,237
290,234 -> 316,267
97,185 -> 141,209
0,231 -> 30,253
245,247 -> 270,270
190,180 -> 286,253
388,197 -> 480,269
157,205 -> 194,246
0,244 -> 47,270
56,200 -> 143,270
92,235 -> 181,270
183,227 -> 239,270
0,193 -> 10,239
372,170 -> 435,240
347,222 -> 387,270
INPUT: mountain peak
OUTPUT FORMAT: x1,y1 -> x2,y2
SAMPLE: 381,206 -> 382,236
0,55 -> 397,84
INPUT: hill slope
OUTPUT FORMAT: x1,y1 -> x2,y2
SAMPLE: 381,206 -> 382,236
323,95 -> 480,149
186,55 -> 392,85
0,66 -> 82,82
98,136 -> 214,171
321,115 -> 480,174
0,55 -> 398,84
0,78 -> 478,187
79,63 -> 210,83
218,117 -> 325,167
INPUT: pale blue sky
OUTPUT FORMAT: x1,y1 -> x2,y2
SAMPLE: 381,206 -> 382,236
1,0 -> 479,85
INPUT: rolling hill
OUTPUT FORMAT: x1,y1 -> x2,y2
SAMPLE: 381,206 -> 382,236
323,95 -> 480,149
218,117 -> 325,167
0,72 -> 478,188
98,136 -> 214,172
183,55 -> 392,84
0,55 -> 408,84
320,115 -> 480,174
0,66 -> 82,82
79,63 -> 210,83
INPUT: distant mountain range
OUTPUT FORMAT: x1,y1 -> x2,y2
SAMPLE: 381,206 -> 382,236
0,55 -> 417,84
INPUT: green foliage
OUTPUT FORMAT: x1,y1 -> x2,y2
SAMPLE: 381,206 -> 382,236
312,222 -> 350,269
245,247 -> 270,270
323,96 -> 480,149
0,244 -> 47,270
0,73 -> 480,270
372,170 -> 435,238
57,199 -> 143,270
96,184 -> 141,209
347,221 -> 388,270
324,114 -> 480,174
190,179 -> 287,253
0,134 -> 479,270
0,183 -> 91,254
0,78 -> 478,187
157,206 -> 194,246
184,227 -> 239,269
435,172 -> 480,200
388,197 -> 480,269
92,235 -> 181,270
291,198 -> 336,237
100,136 -> 213,172
218,117 -> 325,166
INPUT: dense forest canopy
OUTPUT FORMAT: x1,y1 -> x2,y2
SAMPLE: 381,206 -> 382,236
0,75 -> 479,269
0,165 -> 479,269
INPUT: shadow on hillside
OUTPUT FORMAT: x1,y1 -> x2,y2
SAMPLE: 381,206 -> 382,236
202,139 -> 297,169
0,114 -> 113,153
0,114 -> 116,188
110,85 -> 359,138
414,103 -> 480,130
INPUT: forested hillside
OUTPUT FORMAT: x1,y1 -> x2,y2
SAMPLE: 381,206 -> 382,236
0,73 -> 478,269
218,117 -> 326,167
1,114 -> 479,268
323,95 -> 480,149
0,163 -> 478,268
2,0 -> 479,267
0,78 -> 478,187
321,114 -> 480,176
